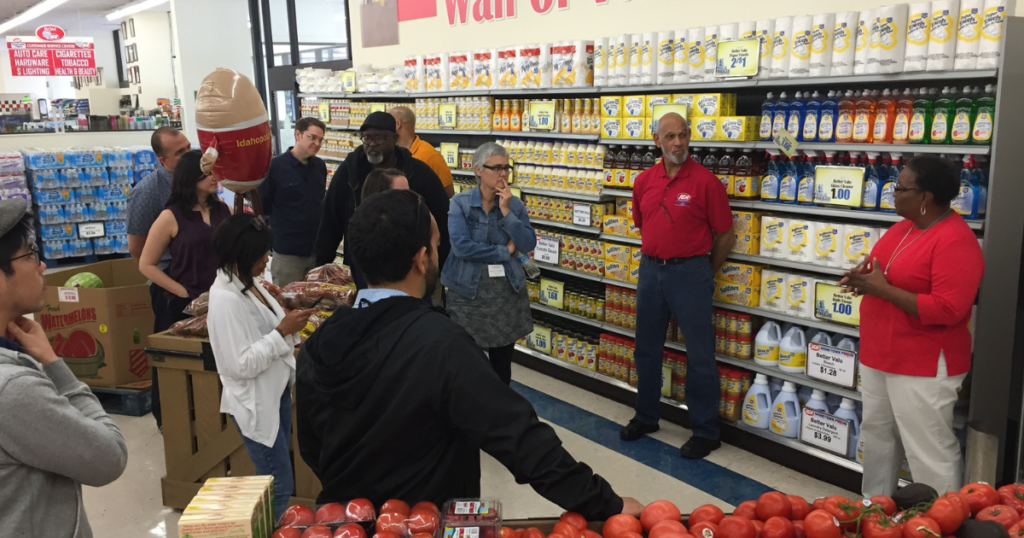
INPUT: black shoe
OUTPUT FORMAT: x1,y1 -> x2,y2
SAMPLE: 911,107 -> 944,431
679,437 -> 721,459
619,419 -> 659,441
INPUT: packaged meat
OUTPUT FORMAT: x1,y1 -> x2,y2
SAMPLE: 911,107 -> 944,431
280,282 -> 356,310
184,292 -> 210,316
304,264 -> 353,286
168,314 -> 208,337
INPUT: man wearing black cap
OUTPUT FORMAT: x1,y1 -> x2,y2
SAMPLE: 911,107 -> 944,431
314,111 -> 450,291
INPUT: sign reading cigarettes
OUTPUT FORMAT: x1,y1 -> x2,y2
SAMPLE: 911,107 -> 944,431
6,34 -> 98,77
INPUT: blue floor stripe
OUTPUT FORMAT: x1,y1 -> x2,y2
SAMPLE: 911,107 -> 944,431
511,380 -> 775,507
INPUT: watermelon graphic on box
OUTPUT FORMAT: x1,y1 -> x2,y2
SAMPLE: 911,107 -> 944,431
50,329 -> 106,378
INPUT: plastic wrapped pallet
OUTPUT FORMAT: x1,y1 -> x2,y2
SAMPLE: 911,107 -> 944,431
449,52 -> 471,91
927,0 -> 960,70
673,30 -> 689,83
855,10 -> 876,73
687,28 -> 705,82
877,4 -> 910,73
954,0 -> 984,69
405,56 -> 424,92
594,37 -> 610,86
640,32 -> 657,85
977,0 -> 1015,68
498,47 -> 517,88
703,26 -> 720,79
628,34 -> 643,85
614,34 -> 630,86
810,13 -> 836,76
473,49 -> 498,89
771,16 -> 793,78
831,12 -> 859,75
905,3 -> 933,71
657,31 -> 675,84
755,19 -> 776,79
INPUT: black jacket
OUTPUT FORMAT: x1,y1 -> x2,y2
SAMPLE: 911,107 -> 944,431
295,296 -> 624,519
313,146 -> 451,283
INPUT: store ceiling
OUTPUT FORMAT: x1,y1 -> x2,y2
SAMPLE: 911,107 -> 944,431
0,0 -> 167,35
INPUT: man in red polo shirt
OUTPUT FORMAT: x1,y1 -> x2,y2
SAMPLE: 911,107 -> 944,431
619,112 -> 735,459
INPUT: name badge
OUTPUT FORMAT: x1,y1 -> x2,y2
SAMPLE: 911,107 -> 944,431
488,264 -> 506,277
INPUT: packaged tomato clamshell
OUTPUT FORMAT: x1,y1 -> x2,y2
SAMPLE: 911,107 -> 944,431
441,499 -> 502,538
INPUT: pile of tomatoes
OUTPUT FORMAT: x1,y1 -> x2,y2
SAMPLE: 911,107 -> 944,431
273,499 -> 441,538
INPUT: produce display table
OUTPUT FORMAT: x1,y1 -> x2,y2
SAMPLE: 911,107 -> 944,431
147,331 -> 321,509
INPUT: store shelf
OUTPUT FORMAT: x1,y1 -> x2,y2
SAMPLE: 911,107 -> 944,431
320,155 -> 346,163
491,87 -> 602,96
324,124 -> 358,131
507,132 -> 600,141
452,169 -> 476,177
532,219 -> 603,234
600,138 -> 657,146
600,233 -> 641,245
713,301 -> 860,337
418,128 -> 492,136
714,353 -> 862,400
536,262 -> 638,290
754,69 -> 998,88
519,187 -> 609,202
752,141 -> 992,155
530,302 -> 605,329
728,253 -> 847,277
728,200 -> 985,230
601,188 -> 633,198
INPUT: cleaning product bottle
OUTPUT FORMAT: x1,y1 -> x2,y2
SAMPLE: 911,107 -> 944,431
797,385 -> 813,407
754,320 -> 782,367
833,398 -> 861,459
769,381 -> 801,438
742,373 -> 773,429
798,151 -> 817,205
803,91 -> 822,142
779,324 -> 808,374
952,85 -> 978,145
788,91 -> 806,140
972,84 -> 996,145
835,335 -> 858,352
879,153 -> 900,213
772,92 -> 790,139
836,90 -> 856,143
804,389 -> 830,412
872,89 -> 896,144
974,156 -> 988,217
769,378 -> 784,401
853,89 -> 876,143
930,86 -> 954,144
779,154 -> 799,204
825,392 -> 842,413
952,156 -> 979,219
892,88 -> 914,145
861,152 -> 882,211
909,87 -> 933,144
810,330 -> 833,347
760,92 -> 777,141
819,90 -> 839,143
761,150 -> 781,203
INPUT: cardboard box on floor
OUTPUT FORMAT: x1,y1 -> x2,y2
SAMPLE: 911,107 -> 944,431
40,258 -> 154,388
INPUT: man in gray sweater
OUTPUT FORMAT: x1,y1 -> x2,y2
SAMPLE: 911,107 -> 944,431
0,198 -> 128,537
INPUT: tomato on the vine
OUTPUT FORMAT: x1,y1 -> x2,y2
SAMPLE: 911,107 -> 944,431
717,517 -> 756,538
762,517 -> 795,538
788,496 -> 811,521
733,501 -> 759,521
758,493 -> 794,521
976,505 -> 1021,530
999,485 -> 1024,515
823,497 -> 861,532
803,510 -> 842,538
902,517 -> 941,538
863,517 -> 903,538
960,483 -> 1001,517
924,498 -> 965,535
870,496 -> 898,517
1008,523 -> 1024,538
941,493 -> 971,520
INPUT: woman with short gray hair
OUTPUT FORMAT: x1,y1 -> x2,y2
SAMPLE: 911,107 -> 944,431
441,142 -> 536,384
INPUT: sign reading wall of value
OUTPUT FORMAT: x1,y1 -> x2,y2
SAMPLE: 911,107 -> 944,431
814,166 -> 866,207
539,278 -> 565,310
715,38 -> 761,78
6,34 -> 97,77
440,143 -> 459,168
439,103 -> 458,128
530,101 -> 556,131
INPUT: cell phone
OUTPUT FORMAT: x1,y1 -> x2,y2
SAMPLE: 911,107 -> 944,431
309,296 -> 324,309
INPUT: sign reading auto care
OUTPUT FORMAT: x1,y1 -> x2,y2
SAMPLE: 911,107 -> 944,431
6,28 -> 97,77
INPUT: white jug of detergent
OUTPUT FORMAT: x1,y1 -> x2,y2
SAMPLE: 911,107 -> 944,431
810,330 -> 833,347
754,321 -> 782,367
769,381 -> 801,438
797,385 -> 813,406
826,392 -> 842,413
779,325 -> 808,373
833,397 -> 860,459
835,336 -> 858,351
742,373 -> 773,429
804,389 -> 829,412
769,377 -> 784,401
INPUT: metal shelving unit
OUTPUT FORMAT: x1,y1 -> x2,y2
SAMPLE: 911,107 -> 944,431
713,301 -> 860,337
728,200 -> 986,230
321,155 -> 346,163
537,262 -> 637,289
600,233 -> 640,246
452,170 -> 475,177
324,124 -> 358,131
598,138 -> 992,155
532,219 -> 602,234
519,187 -> 609,202
728,253 -> 848,277
601,188 -> 633,198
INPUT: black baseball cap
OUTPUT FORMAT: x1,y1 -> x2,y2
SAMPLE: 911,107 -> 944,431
359,111 -> 397,133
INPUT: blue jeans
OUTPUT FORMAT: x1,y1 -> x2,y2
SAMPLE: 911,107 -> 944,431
233,390 -> 294,523
633,255 -> 720,441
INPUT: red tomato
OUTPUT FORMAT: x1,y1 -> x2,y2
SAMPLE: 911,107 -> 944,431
516,530 -> 525,538
500,530 -> 516,538
346,499 -> 376,522
413,502 -> 441,516
315,503 -> 347,524
549,533 -> 570,538
803,510 -> 841,538
788,496 -> 811,521
734,501 -> 759,521
280,505 -> 316,527
302,527 -> 333,538
1008,523 -> 1024,538
1000,486 -> 1024,515
752,520 -> 763,538
690,521 -> 719,538
602,515 -> 643,538
650,520 -> 690,538
757,493 -> 793,521
619,532 -> 644,538
583,530 -> 603,538
717,516 -> 757,538
902,517 -> 941,538
381,500 -> 411,517
941,493 -> 971,520
642,501 -> 683,533
275,529 -> 302,538
554,521 -> 583,538
659,533 -> 694,538
561,512 -> 589,531
409,509 -> 441,535
976,505 -> 1021,530
411,533 -> 434,538
924,498 -> 965,535
379,512 -> 411,535
823,497 -> 861,531
523,528 -> 546,538
691,505 -> 727,526
371,532 -> 402,538
333,524 -> 368,538
869,496 -> 897,517
762,517 -> 795,538
793,521 -> 806,538
960,483 -> 1001,517
811,499 -> 826,512
862,518 -> 903,538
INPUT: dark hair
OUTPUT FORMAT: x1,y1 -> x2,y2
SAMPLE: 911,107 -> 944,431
906,155 -> 960,206
213,214 -> 274,293
0,212 -> 34,276
151,126 -> 181,158
348,190 -> 433,285
295,117 -> 326,134
166,150 -> 217,218
361,168 -> 406,199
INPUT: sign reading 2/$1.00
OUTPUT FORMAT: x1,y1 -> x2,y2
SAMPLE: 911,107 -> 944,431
445,0 -> 631,25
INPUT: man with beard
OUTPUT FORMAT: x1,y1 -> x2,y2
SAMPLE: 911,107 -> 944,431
618,113 -> 735,460
313,112 -> 450,291
296,190 -> 643,518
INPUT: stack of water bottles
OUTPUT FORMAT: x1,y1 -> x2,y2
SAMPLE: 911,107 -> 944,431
24,146 -> 158,260
0,151 -> 30,203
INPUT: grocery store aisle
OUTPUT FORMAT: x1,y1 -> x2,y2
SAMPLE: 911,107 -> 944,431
81,363 -> 853,537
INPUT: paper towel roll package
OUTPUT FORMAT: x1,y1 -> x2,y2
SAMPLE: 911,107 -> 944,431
978,0 -> 1014,69
756,19 -> 776,79
786,218 -> 814,263
673,30 -> 689,83
789,15 -> 814,77
405,56 -> 424,92
704,26 -> 721,79
867,12 -> 883,74
448,52 -> 471,91
954,0 -> 984,69
629,34 -> 643,86
641,32 -> 658,85
739,20 -> 758,41
878,4 -> 910,73
688,27 -> 706,82
928,0 -> 960,70
761,215 -> 789,257
811,221 -> 843,267
721,23 -> 740,43
498,47 -> 517,88
785,273 -> 815,319
810,13 -> 836,77
657,31 -> 676,84
571,41 -> 596,87
831,12 -> 860,75
771,17 -> 794,78
614,34 -> 630,86
472,50 -> 497,89
761,269 -> 788,312
905,3 -> 933,72
594,38 -> 609,86
855,10 -> 877,74
195,68 -> 271,194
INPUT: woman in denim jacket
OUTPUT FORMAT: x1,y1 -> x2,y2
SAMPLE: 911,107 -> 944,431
442,143 -> 537,384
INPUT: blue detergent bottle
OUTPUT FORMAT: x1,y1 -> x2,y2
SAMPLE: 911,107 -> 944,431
769,381 -> 802,438
773,92 -> 790,139
742,373 -> 773,429
819,90 -> 839,143
803,91 -> 822,142
779,154 -> 800,204
879,153 -> 900,213
952,155 -> 979,219
761,150 -> 781,203
798,150 -> 817,205
788,91 -> 807,140
974,156 -> 988,217
769,377 -> 784,401
833,397 -> 861,459
760,92 -> 776,141
861,152 -> 882,211
804,389 -> 830,412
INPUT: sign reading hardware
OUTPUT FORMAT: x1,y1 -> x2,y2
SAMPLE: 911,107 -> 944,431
807,343 -> 858,388
814,166 -> 866,207
539,278 -> 565,309
814,282 -> 862,327
535,236 -> 560,264
715,39 -> 761,78
6,35 -> 97,77
800,408 -> 852,456
440,143 -> 459,168
439,103 -> 458,128
530,101 -> 556,131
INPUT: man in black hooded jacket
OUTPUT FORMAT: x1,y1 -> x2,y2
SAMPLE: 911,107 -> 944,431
313,111 -> 450,289
297,190 -> 642,519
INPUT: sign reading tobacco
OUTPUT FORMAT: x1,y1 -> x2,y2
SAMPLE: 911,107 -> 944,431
6,34 -> 98,77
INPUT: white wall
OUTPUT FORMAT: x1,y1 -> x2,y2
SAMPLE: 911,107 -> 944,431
122,11 -> 177,111
348,0 -> 1024,67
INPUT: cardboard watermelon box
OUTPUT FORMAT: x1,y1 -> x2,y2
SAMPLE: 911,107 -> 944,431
40,258 -> 154,388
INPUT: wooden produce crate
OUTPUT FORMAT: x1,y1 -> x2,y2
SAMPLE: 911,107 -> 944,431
149,339 -> 322,510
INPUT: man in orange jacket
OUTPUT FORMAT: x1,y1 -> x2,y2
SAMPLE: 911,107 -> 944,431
390,106 -> 455,198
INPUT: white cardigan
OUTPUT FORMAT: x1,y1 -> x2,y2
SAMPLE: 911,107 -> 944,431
207,270 -> 297,448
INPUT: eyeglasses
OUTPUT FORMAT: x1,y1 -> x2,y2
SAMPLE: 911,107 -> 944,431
893,184 -> 920,193
360,133 -> 391,145
481,164 -> 514,174
7,246 -> 40,266
250,215 -> 268,231
303,132 -> 323,144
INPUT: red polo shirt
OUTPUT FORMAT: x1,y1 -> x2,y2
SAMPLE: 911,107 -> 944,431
633,158 -> 733,259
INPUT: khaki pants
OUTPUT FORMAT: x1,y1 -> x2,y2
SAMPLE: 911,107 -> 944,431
860,353 -> 967,497
271,253 -> 317,287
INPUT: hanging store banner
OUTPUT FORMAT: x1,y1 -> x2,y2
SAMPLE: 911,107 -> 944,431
6,35 -> 97,77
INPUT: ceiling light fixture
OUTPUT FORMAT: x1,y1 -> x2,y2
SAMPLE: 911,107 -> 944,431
0,0 -> 71,35
105,0 -> 170,22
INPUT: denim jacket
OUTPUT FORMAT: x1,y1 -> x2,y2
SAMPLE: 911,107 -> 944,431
441,187 -> 537,299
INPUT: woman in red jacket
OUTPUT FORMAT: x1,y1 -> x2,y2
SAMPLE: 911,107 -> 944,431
841,155 -> 983,497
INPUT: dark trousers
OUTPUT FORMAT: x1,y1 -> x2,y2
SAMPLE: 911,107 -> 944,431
149,283 -> 191,428
488,344 -> 515,385
633,255 -> 720,440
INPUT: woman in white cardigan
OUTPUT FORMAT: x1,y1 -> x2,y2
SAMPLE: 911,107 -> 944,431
207,214 -> 314,522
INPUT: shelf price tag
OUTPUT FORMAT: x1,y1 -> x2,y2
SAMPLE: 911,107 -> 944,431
772,128 -> 799,157
318,102 -> 331,122
539,278 -> 565,310
439,103 -> 458,128
369,103 -> 386,113
807,343 -> 858,388
530,101 -> 556,131
58,287 -> 80,303
800,408 -> 852,456
715,38 -> 761,78
535,235 -> 560,264
341,72 -> 356,92
530,325 -> 552,354
440,142 -> 459,169
814,166 -> 865,207
78,222 -> 105,239
814,282 -> 862,327
572,202 -> 591,227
